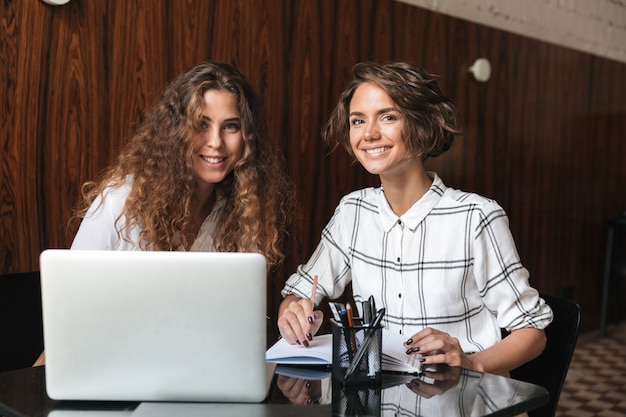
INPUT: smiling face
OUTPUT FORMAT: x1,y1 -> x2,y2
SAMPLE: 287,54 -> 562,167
192,89 -> 244,190
349,82 -> 419,180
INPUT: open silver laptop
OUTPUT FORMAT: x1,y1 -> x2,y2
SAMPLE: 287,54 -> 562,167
39,249 -> 271,403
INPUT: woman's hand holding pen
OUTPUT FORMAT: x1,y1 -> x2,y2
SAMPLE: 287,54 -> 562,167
278,275 -> 324,347
278,295 -> 324,347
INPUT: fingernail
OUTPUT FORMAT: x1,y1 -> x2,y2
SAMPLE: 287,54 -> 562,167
307,333 -> 313,341
405,339 -> 413,345
305,381 -> 311,388
419,357 -> 426,363
307,316 -> 313,324
296,340 -> 301,345
302,340 -> 309,348
306,398 -> 312,404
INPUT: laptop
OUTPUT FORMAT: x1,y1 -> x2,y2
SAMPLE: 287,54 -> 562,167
39,249 -> 272,403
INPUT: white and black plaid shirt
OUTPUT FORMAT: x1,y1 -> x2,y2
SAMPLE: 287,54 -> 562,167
282,172 -> 553,353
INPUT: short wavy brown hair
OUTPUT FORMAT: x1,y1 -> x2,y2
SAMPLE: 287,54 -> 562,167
74,61 -> 294,269
323,61 -> 462,160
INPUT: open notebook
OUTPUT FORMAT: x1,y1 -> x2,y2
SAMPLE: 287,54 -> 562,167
266,330 -> 422,374
40,249 -> 272,402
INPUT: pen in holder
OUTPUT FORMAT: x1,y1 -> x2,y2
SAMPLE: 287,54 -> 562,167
331,319 -> 383,385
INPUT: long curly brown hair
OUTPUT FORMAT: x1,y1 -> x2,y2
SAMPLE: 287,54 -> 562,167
73,61 -> 294,269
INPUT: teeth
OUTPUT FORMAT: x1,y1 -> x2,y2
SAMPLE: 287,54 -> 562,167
365,147 -> 390,155
202,156 -> 225,163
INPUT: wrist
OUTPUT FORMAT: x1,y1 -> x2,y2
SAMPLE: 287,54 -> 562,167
464,353 -> 484,372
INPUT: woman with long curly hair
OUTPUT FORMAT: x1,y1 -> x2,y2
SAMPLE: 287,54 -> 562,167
70,60 -> 294,269
32,62 -> 294,368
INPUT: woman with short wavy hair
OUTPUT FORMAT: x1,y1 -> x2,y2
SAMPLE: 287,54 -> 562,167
278,61 -> 552,378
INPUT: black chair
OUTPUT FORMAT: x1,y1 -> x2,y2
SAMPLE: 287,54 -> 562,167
0,271 -> 44,372
599,213 -> 626,338
507,295 -> 581,417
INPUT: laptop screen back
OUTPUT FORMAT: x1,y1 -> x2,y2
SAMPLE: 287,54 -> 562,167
39,249 -> 268,402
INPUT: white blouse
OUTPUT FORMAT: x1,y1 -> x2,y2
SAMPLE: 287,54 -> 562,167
71,178 -> 223,252
282,172 -> 553,353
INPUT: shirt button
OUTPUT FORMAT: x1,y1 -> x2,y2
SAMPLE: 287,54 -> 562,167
398,293 -> 402,298
397,219 -> 402,225
396,257 -> 400,263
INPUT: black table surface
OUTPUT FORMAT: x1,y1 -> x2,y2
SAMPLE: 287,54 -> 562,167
0,365 -> 548,417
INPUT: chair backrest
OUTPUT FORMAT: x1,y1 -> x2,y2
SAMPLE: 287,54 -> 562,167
609,215 -> 626,273
508,295 -> 581,417
0,271 -> 44,372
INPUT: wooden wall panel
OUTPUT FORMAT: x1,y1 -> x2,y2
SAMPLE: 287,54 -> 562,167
1,0 -> 52,270
43,2 -> 110,249
1,0 -> 625,337
1,0 -> 21,271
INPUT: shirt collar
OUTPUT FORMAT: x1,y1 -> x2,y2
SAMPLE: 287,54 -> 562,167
377,172 -> 447,232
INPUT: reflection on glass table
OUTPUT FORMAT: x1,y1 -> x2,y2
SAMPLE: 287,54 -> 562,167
271,364 -> 547,417
0,365 -> 546,417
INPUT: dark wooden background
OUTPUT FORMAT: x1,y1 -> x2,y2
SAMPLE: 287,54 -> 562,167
2,0 -> 625,340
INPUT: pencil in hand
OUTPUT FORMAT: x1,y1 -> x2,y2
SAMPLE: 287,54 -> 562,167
310,274 -> 319,304
305,275 -> 319,344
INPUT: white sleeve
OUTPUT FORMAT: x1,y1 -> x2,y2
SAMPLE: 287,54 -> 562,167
281,198 -> 353,304
70,185 -> 138,250
473,200 -> 553,331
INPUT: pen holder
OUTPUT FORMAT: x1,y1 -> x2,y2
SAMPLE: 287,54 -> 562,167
331,319 -> 382,385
